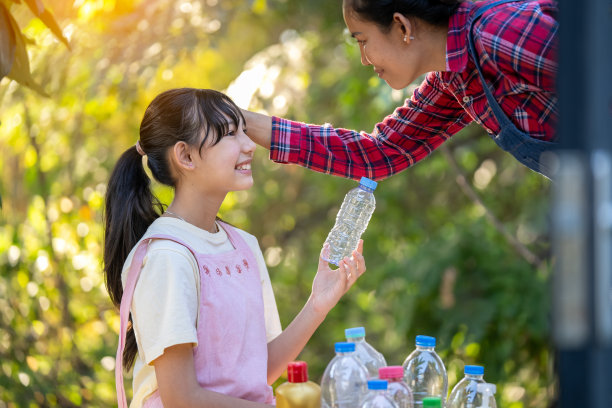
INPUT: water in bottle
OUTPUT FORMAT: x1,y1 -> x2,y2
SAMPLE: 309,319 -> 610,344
447,365 -> 486,408
321,342 -> 368,408
276,361 -> 322,408
360,380 -> 398,408
378,366 -> 413,408
324,177 -> 377,266
345,327 -> 387,378
402,335 -> 448,408
475,383 -> 497,408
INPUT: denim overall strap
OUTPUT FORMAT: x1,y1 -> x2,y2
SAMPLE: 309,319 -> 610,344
115,234 -> 199,408
467,0 -> 557,178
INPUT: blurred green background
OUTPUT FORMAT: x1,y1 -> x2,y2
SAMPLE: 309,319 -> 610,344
0,0 -> 553,406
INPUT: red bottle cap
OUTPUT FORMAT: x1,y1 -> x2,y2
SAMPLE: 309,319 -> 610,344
287,361 -> 309,383
379,366 -> 404,379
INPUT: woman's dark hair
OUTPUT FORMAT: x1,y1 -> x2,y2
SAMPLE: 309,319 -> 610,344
345,0 -> 462,29
104,88 -> 244,369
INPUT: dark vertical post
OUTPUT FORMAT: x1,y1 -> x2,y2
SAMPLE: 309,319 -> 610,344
553,0 -> 612,407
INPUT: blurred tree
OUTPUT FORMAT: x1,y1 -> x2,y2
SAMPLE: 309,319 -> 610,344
0,0 -> 554,406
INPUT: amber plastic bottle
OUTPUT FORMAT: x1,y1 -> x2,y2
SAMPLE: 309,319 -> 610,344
276,361 -> 321,408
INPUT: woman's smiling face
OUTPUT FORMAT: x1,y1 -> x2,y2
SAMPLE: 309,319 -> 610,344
342,3 -> 425,90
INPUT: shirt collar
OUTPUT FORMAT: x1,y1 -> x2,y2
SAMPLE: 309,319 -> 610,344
446,1 -> 474,72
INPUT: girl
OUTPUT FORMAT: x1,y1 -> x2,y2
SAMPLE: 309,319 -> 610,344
104,88 -> 366,407
243,0 -> 558,178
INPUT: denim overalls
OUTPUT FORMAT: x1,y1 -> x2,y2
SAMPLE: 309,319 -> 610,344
467,0 -> 557,179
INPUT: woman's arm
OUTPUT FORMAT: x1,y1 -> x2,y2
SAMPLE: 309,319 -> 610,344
266,241 -> 366,383
154,343 -> 272,407
242,109 -> 272,149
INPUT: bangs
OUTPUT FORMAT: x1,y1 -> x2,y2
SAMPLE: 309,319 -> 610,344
195,90 -> 245,152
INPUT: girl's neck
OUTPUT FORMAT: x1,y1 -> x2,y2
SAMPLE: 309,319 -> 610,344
165,190 -> 224,233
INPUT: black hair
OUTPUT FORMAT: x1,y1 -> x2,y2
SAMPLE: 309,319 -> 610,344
104,88 -> 244,370
344,0 -> 462,30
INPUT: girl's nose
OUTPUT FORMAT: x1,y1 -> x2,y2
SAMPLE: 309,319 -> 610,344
241,131 -> 256,152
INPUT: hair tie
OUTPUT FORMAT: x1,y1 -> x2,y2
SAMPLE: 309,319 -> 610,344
135,140 -> 145,156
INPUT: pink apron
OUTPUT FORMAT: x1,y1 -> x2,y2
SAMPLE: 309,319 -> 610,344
115,222 -> 274,407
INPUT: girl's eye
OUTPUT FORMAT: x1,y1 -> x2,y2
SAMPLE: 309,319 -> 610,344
226,130 -> 236,136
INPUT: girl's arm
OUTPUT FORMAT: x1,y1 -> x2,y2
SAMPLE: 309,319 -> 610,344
154,343 -> 272,407
266,241 -> 366,384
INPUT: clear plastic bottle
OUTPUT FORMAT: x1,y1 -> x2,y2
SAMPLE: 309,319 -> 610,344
446,365 -> 486,408
378,366 -> 413,408
276,361 -> 322,408
475,383 -> 497,408
324,177 -> 377,266
402,335 -> 448,408
345,327 -> 387,378
321,342 -> 369,408
360,380 -> 398,408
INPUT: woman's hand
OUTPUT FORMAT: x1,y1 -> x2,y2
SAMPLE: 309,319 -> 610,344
309,240 -> 366,315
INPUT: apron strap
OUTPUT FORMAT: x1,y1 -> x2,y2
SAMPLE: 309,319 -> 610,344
467,0 -> 523,130
115,234 -> 198,407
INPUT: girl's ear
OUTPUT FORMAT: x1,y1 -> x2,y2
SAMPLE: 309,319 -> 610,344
393,12 -> 413,41
172,141 -> 195,170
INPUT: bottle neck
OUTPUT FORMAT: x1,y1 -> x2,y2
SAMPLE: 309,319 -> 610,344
416,345 -> 435,351
465,374 -> 484,380
359,185 -> 375,193
347,336 -> 365,343
336,351 -> 355,356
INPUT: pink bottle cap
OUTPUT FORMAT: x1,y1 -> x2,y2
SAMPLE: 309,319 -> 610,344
379,366 -> 404,379
287,361 -> 308,383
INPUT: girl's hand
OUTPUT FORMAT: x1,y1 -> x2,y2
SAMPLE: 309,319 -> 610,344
309,240 -> 366,316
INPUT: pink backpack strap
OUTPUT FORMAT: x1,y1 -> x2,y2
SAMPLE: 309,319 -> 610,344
115,234 -> 198,407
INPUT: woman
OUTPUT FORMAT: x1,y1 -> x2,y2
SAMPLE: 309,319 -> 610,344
243,0 -> 558,179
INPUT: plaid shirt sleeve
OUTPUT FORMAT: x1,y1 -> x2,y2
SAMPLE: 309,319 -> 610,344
270,72 -> 470,181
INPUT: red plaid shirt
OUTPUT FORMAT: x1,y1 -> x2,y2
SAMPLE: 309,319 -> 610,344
270,0 -> 558,180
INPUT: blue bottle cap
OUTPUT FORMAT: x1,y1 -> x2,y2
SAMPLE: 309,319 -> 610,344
359,177 -> 378,191
415,335 -> 436,347
335,342 -> 356,353
465,365 -> 484,375
345,327 -> 366,338
367,379 -> 388,390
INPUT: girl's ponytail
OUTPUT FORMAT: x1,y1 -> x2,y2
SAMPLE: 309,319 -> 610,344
104,145 -> 163,369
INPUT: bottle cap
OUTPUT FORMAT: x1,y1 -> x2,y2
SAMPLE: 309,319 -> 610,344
423,397 -> 442,408
334,342 -> 356,353
367,379 -> 388,390
379,366 -> 404,379
345,327 -> 366,338
359,177 -> 378,191
415,335 -> 436,347
287,361 -> 308,383
465,365 -> 484,375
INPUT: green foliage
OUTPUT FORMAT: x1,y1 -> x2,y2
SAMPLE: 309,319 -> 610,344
0,0 -> 554,406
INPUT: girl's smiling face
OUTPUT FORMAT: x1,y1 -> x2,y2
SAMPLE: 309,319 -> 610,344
190,118 -> 256,196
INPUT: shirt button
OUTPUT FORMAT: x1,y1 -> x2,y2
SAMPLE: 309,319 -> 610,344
462,96 -> 471,103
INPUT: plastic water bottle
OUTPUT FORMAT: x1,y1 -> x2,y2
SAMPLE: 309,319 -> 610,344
475,383 -> 497,408
345,327 -> 387,378
321,342 -> 368,408
402,335 -> 448,408
324,177 -> 377,266
447,365 -> 486,408
360,380 -> 398,408
276,361 -> 322,408
422,397 -> 442,408
378,366 -> 413,408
